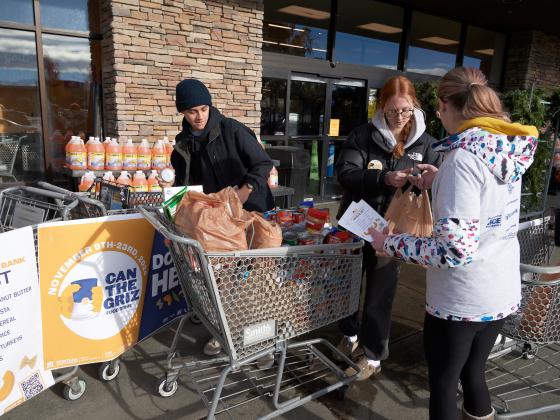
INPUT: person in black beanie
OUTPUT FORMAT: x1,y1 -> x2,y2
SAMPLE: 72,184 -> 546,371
158,79 -> 276,362
158,78 -> 275,213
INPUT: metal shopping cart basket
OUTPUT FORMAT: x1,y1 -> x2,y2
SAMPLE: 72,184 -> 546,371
478,217 -> 560,418
0,186 -> 88,401
138,205 -> 364,420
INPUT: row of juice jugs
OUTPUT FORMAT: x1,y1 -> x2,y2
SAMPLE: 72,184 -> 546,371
78,170 -> 163,193
66,136 -> 175,171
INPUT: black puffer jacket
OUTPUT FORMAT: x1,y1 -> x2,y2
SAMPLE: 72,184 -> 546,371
171,107 -> 275,213
336,122 -> 442,220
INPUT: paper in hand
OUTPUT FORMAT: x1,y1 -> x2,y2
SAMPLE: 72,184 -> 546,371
339,200 -> 388,241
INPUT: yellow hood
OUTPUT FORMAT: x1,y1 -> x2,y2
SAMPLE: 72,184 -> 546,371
456,118 -> 539,137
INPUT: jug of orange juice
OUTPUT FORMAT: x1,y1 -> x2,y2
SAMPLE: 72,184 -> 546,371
132,170 -> 148,192
66,137 -> 87,170
122,139 -> 137,171
87,137 -> 105,170
152,139 -> 167,170
116,171 -> 132,186
164,137 -> 174,168
105,139 -> 123,170
137,139 -> 152,170
147,170 -> 162,192
79,172 -> 96,193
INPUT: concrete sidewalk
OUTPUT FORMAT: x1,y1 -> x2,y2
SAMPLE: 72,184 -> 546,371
4,201 -> 560,419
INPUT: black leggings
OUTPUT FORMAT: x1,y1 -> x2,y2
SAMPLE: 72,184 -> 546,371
424,312 -> 505,420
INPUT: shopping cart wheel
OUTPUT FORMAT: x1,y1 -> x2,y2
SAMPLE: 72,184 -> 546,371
337,385 -> 348,400
156,376 -> 178,398
522,343 -> 538,360
190,314 -> 202,324
99,361 -> 121,382
63,378 -> 87,401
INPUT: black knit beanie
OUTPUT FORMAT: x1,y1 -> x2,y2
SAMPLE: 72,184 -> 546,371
175,79 -> 212,112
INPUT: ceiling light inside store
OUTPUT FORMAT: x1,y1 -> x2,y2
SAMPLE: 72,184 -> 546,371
357,23 -> 402,34
418,37 -> 459,45
474,49 -> 494,55
277,5 -> 330,20
268,23 -> 304,32
279,43 -> 305,48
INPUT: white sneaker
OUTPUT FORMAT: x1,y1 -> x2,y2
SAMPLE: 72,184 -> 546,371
256,353 -> 275,369
204,339 -> 222,355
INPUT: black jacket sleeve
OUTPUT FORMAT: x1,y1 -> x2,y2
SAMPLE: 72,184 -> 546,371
335,131 -> 389,194
170,149 -> 186,186
233,121 -> 273,190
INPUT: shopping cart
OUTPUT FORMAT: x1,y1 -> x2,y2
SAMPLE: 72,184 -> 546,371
480,217 -> 560,418
0,186 -> 88,401
139,205 -> 365,420
0,137 -> 21,182
37,182 -> 107,219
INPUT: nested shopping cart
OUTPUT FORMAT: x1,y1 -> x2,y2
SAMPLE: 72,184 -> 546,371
476,217 -> 560,418
0,186 -> 89,401
139,205 -> 364,420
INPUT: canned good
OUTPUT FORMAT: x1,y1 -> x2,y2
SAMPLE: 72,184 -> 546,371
291,224 -> 308,237
283,221 -> 295,229
282,231 -> 299,246
297,205 -> 311,214
293,212 -> 305,224
277,210 -> 293,225
311,233 -> 324,249
299,234 -> 314,246
326,234 -> 343,245
281,226 -> 292,234
160,167 -> 175,183
264,210 -> 277,222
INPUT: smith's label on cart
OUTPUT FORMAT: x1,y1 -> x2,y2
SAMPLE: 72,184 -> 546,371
0,227 -> 55,413
38,214 -> 155,370
243,320 -> 277,346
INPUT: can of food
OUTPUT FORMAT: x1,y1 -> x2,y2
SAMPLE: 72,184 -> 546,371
160,167 -> 175,183
292,212 -> 305,224
297,205 -> 311,214
311,233 -> 324,245
299,234 -> 314,246
326,234 -> 343,245
283,221 -> 295,229
282,231 -> 299,246
277,210 -> 293,225
281,226 -> 292,234
317,207 -> 330,224
291,224 -> 308,237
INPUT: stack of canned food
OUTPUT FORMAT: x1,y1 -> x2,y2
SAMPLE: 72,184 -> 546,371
264,202 -> 360,254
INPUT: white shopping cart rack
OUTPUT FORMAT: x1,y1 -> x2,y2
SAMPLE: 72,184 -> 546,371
477,217 -> 560,418
138,205 -> 365,420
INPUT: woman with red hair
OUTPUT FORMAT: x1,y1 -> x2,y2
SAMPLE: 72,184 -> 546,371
370,67 -> 538,419
334,76 -> 441,380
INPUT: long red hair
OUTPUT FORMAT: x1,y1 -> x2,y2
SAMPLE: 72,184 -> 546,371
377,77 -> 421,159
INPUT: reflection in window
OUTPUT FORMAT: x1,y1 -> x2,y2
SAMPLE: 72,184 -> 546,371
463,26 -> 506,86
40,0 -> 100,33
335,0 -> 403,69
289,78 -> 326,136
0,0 -> 34,26
42,34 -> 102,180
0,28 -> 45,183
261,78 -> 286,136
263,1 -> 330,59
331,81 -> 366,137
408,12 -> 461,77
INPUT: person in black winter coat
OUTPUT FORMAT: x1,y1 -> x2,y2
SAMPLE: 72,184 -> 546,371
159,79 -> 276,363
158,78 -> 275,213
334,76 -> 441,381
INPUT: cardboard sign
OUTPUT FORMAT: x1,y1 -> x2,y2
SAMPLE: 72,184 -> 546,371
38,214 -> 155,370
0,227 -> 54,414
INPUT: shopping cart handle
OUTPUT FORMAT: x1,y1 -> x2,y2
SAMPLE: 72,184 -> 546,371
137,205 -> 202,248
520,263 -> 560,274
38,181 -> 107,216
22,186 -> 73,200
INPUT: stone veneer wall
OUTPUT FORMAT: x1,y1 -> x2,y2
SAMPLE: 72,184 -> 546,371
100,0 -> 264,143
503,30 -> 560,92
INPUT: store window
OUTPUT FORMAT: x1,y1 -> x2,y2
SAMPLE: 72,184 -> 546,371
407,12 -> 461,77
263,0 -> 330,59
0,28 -> 44,183
260,78 -> 287,141
0,0 -> 102,187
43,34 -> 102,181
0,0 -> 34,26
335,0 -> 403,69
463,26 -> 507,86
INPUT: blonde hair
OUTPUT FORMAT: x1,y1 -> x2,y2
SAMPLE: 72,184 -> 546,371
438,67 -> 511,123
378,76 -> 421,159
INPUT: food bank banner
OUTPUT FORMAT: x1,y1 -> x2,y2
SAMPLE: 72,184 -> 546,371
38,214 -> 155,370
0,227 -> 54,414
137,231 -> 188,342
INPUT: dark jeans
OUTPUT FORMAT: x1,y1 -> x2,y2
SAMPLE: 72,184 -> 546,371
337,242 -> 400,361
424,313 -> 505,420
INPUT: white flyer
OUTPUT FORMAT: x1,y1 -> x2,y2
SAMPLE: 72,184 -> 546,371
0,227 -> 54,415
339,200 -> 388,241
